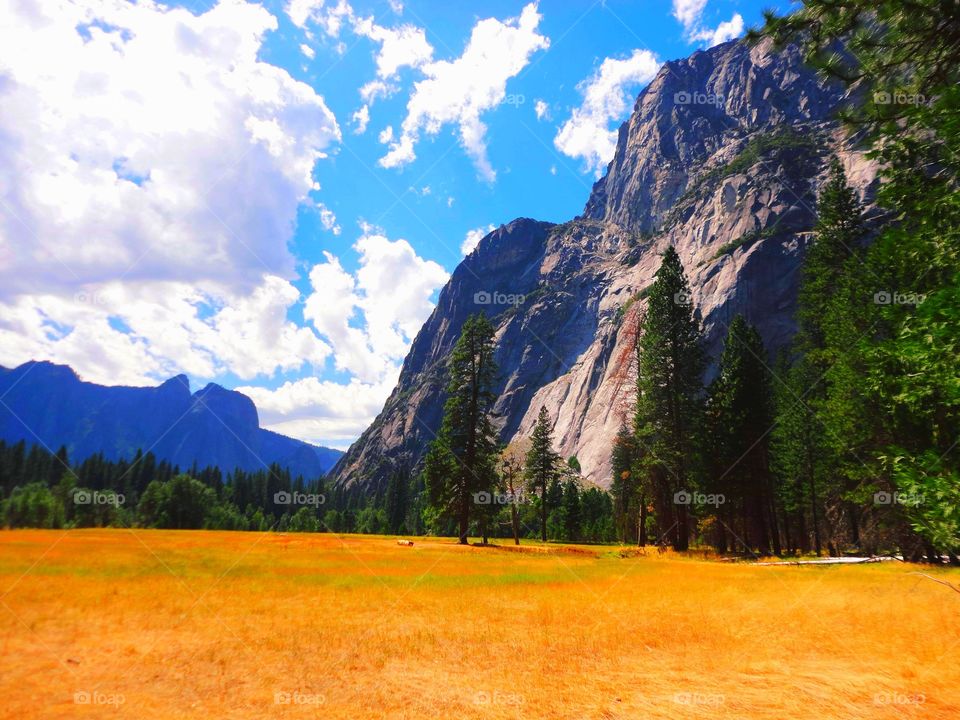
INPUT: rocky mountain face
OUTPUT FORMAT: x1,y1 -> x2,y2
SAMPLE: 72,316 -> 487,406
331,37 -> 879,491
0,361 -> 342,477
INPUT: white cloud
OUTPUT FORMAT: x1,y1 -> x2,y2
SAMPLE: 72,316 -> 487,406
0,0 -> 340,300
689,13 -> 744,47
0,277 -> 333,386
286,0 -> 353,35
354,16 -> 433,83
237,375 -> 398,449
300,42 -> 316,59
378,125 -> 395,144
317,203 -> 341,234
461,224 -> 496,255
672,0 -> 708,29
352,104 -> 370,133
0,0 -> 356,437
554,49 -> 660,176
388,0 -> 404,14
672,0 -> 744,47
534,99 -> 550,120
379,3 -> 549,181
303,226 -> 448,383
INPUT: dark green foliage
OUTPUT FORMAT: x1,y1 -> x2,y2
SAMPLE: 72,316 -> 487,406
423,313 -> 500,544
137,474 -> 216,529
524,406 -> 562,542
610,423 -> 641,544
634,246 -> 706,550
755,0 -> 960,557
705,316 -> 777,554
709,226 -> 779,262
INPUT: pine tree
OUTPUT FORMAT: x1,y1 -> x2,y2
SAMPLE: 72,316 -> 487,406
797,157 -> 866,363
610,423 -> 639,544
562,480 -> 582,541
706,316 -> 777,554
524,405 -> 561,542
384,465 -> 409,535
770,355 -> 827,555
634,246 -> 705,550
424,314 -> 500,544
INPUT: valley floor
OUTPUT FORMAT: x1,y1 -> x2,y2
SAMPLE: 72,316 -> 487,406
1,529 -> 958,719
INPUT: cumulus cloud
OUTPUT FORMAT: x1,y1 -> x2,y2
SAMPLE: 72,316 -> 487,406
0,0 -> 340,300
0,277 -> 332,386
460,225 -> 496,255
554,49 -> 660,176
379,3 -> 549,181
534,99 -> 550,120
0,0 -> 351,424
354,16 -> 433,84
689,13 -> 744,46
672,0 -> 708,29
237,375 -> 398,449
672,0 -> 744,47
303,226 -> 448,383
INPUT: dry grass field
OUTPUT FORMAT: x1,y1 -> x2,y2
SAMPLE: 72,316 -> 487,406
0,529 -> 958,719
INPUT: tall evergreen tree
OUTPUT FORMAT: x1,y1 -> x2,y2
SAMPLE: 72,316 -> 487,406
706,316 -> 777,554
796,157 -> 866,363
384,465 -> 410,535
524,405 -> 561,542
610,423 -> 640,544
424,314 -> 500,544
634,246 -> 706,550
758,0 -> 960,559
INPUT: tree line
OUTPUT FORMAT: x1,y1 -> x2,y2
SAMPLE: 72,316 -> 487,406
420,314 -> 616,544
609,0 -> 960,561
0,426 -> 615,543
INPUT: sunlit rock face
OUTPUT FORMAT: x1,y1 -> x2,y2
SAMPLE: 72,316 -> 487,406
331,37 -> 878,491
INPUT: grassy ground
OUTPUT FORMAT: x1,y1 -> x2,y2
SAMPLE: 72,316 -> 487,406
1,529 -> 958,719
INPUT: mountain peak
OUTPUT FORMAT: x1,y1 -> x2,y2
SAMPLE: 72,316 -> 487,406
331,36 -> 878,490
0,362 -> 341,477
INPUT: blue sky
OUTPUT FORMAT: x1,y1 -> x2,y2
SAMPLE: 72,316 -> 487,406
0,0 -> 790,448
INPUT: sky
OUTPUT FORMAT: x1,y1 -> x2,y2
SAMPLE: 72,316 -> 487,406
0,0 -> 792,450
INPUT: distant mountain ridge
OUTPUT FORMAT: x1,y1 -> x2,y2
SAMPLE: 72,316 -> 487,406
0,361 -> 342,478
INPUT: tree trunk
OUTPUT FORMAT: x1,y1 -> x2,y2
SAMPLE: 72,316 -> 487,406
638,495 -> 647,547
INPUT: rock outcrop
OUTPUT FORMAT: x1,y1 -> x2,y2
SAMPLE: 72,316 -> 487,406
330,37 -> 879,491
